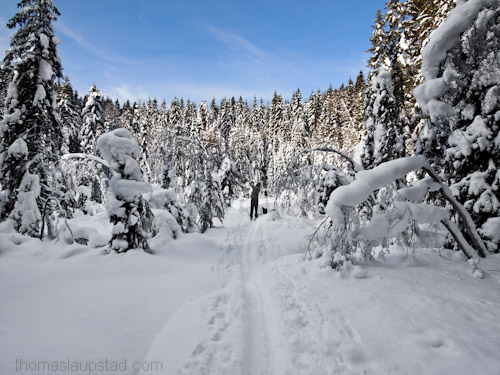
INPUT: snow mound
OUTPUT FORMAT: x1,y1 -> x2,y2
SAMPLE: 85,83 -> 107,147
7,138 -> 28,158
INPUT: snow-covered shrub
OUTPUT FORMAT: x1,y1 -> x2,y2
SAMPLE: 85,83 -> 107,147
150,209 -> 181,240
148,186 -> 195,234
12,171 -> 41,237
97,129 -> 153,253
478,217 -> 500,253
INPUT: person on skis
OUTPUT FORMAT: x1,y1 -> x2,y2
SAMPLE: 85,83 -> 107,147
249,182 -> 261,220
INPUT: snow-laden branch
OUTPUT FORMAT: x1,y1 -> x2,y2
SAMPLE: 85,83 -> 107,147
293,146 -> 363,172
325,156 -> 487,259
327,156 -> 428,213
61,153 -> 109,168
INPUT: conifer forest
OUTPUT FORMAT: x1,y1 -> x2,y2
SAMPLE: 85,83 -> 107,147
1,1 -> 500,375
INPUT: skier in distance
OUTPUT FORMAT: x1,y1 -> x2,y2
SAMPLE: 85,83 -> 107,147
249,182 -> 261,220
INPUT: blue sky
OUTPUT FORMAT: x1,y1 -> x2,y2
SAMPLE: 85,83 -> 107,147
1,0 -> 385,104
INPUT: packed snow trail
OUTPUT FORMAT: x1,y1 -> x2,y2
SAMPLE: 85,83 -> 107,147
149,198 -> 294,375
240,210 -> 291,375
162,199 -> 365,375
241,216 -> 272,375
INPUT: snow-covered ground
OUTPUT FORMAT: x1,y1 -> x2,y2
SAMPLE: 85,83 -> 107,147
1,198 -> 500,375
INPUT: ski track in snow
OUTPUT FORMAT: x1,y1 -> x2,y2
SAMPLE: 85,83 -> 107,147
241,213 -> 288,375
174,200 -> 366,375
174,202 -> 281,375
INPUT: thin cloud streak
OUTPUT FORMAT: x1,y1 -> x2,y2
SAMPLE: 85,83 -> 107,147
56,22 -> 87,46
202,24 -> 267,60
56,22 -> 141,68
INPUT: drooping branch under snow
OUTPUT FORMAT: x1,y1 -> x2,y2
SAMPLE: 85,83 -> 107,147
325,156 -> 488,259
293,146 -> 363,172
61,153 -> 110,169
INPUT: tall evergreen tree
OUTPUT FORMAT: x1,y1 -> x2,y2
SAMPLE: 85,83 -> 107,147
368,9 -> 387,71
0,0 -> 63,234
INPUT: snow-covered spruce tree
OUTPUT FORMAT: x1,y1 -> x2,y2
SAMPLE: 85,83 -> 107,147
80,83 -> 104,154
181,141 -> 225,232
306,89 -> 323,151
268,91 -> 286,192
367,9 -> 387,72
229,97 -> 252,184
290,89 -> 309,157
79,83 -> 106,204
184,99 -> 198,135
138,99 -> 156,181
248,98 -> 266,184
414,0 -> 500,253
97,128 -> 153,253
0,0 -> 63,234
360,67 -> 404,170
58,77 -> 81,154
218,97 -> 235,153
197,166 -> 225,233
102,97 -> 121,133
117,100 -> 134,134
197,100 -> 208,132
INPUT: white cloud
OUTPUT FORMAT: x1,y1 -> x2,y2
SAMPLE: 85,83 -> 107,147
55,22 -> 136,67
103,84 -> 151,104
